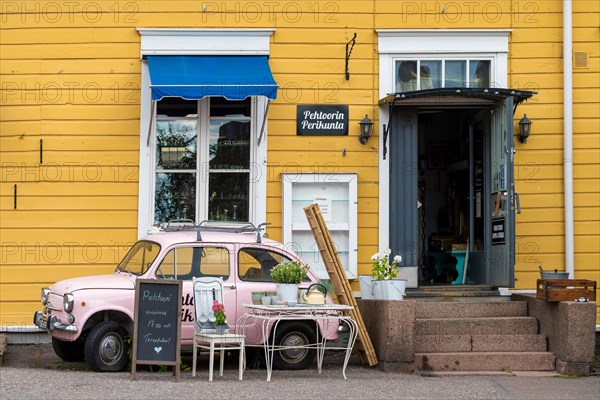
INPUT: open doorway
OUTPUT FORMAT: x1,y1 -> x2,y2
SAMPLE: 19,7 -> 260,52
416,109 -> 485,285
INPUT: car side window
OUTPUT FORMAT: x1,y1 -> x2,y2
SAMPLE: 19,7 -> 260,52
199,247 -> 229,277
157,248 -> 176,279
156,247 -> 229,280
238,248 -> 291,282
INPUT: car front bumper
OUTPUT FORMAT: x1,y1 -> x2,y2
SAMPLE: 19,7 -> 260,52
33,310 -> 78,333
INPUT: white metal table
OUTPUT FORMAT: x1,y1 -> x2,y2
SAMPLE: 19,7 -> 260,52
237,303 -> 357,381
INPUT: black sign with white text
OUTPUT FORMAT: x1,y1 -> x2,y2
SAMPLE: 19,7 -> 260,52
131,279 -> 182,381
296,105 -> 349,136
491,218 -> 506,245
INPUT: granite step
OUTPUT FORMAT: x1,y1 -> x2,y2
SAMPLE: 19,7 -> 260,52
415,351 -> 556,371
410,296 -> 510,302
415,334 -> 548,353
405,285 -> 503,301
416,301 -> 528,319
472,334 -> 548,352
415,316 -> 539,336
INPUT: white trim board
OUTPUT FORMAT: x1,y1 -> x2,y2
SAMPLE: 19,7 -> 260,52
137,28 -> 275,57
377,29 -> 511,54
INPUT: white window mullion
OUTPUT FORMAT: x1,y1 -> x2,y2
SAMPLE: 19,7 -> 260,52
466,60 -> 470,88
416,60 -> 421,90
441,60 -> 446,88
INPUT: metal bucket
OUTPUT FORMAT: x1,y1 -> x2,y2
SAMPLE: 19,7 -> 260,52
359,275 -> 373,299
540,271 -> 570,280
383,279 -> 407,300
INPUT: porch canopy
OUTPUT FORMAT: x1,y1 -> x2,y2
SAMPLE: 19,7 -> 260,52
377,87 -> 538,165
147,55 -> 279,101
379,88 -> 536,109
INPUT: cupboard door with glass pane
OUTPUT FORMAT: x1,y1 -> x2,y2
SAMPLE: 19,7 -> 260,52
282,173 -> 357,279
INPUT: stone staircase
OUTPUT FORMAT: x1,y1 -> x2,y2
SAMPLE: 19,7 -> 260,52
414,301 -> 556,372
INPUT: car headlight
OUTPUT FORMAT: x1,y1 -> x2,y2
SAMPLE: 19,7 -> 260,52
63,293 -> 74,313
41,288 -> 50,305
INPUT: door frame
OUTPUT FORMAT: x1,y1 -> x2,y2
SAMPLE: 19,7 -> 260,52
380,88 -> 534,287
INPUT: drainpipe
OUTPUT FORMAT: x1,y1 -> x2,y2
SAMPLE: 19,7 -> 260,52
563,0 -> 574,278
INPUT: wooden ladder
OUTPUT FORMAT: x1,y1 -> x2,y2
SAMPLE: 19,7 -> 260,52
304,204 -> 378,366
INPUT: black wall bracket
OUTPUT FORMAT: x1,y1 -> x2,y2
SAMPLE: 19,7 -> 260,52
345,33 -> 357,80
382,103 -> 394,160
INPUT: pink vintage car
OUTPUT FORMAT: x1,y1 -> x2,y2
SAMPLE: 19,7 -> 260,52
34,222 -> 335,372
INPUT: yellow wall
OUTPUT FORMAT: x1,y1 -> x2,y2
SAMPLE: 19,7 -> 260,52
1,1 -> 599,326
511,1 -> 600,323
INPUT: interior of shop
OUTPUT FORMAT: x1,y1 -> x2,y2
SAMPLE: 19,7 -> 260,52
417,109 -> 485,285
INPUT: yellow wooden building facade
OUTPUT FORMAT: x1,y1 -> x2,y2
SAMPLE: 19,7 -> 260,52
1,1 -> 599,327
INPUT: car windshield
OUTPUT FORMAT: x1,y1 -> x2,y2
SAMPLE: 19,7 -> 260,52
115,241 -> 161,275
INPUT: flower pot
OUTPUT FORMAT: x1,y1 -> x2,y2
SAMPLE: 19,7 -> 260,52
359,275 -> 374,299
372,280 -> 384,300
383,279 -> 406,300
277,283 -> 299,302
215,324 -> 229,335
372,279 -> 406,300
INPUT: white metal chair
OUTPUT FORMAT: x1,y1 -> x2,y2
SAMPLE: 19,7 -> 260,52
192,276 -> 245,381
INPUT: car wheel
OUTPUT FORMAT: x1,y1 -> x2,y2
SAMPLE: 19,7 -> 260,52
272,321 -> 316,370
84,321 -> 129,372
52,336 -> 85,362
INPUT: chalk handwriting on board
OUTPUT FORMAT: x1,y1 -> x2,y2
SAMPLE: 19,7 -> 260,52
132,280 -> 182,382
143,290 -> 172,302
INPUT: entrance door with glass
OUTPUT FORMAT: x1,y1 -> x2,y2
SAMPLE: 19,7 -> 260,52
486,97 -> 516,287
465,98 -> 515,287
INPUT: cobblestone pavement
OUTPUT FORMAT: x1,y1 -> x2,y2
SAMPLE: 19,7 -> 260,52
1,344 -> 599,400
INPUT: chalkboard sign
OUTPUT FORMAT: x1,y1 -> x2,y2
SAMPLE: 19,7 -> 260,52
131,279 -> 182,381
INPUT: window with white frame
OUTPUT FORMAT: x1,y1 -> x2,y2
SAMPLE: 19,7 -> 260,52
137,29 -> 275,237
153,97 -> 254,225
377,30 -> 510,99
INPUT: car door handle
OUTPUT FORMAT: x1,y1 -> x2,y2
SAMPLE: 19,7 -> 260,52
222,283 -> 236,289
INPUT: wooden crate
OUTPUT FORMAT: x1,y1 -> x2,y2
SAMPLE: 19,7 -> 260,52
536,279 -> 596,302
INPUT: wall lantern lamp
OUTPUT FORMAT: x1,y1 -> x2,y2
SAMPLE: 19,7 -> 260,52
518,114 -> 532,143
359,115 -> 374,145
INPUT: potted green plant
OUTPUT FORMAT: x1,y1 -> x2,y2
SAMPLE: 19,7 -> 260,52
368,249 -> 406,300
270,260 -> 309,302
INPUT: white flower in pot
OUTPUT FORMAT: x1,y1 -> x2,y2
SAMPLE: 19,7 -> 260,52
370,250 -> 405,300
